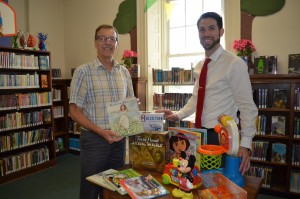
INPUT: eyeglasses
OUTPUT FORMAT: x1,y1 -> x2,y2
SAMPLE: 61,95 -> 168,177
96,36 -> 118,43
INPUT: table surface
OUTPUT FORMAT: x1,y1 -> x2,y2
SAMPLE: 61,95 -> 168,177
101,169 -> 263,199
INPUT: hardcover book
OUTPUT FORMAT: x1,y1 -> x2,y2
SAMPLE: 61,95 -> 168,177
119,174 -> 170,199
129,131 -> 170,172
140,111 -> 164,131
86,169 -> 118,191
106,97 -> 144,136
271,116 -> 286,135
41,74 -> 48,88
38,55 -> 50,70
271,143 -> 287,163
272,89 -> 288,108
168,127 -> 201,167
103,168 -> 141,195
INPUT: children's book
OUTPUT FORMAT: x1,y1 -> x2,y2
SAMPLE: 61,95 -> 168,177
168,127 -> 201,167
129,131 -> 170,172
271,116 -> 286,135
103,168 -> 141,195
180,127 -> 207,145
86,169 -> 118,191
38,55 -> 50,70
272,89 -> 288,108
119,174 -> 170,199
271,143 -> 287,163
140,111 -> 164,131
106,97 -> 144,136
41,74 -> 48,88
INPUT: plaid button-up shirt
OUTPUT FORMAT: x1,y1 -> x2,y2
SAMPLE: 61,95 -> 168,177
69,58 -> 134,130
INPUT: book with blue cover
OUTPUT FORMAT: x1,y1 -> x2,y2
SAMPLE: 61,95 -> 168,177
120,174 -> 169,199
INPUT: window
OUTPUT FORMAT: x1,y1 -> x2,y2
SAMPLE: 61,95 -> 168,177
165,0 -> 223,93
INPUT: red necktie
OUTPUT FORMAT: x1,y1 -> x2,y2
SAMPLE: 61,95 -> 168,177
195,58 -> 211,128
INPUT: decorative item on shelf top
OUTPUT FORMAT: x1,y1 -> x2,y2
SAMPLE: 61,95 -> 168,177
122,49 -> 137,69
38,32 -> 48,51
12,30 -> 20,48
20,33 -> 36,49
233,39 -> 256,75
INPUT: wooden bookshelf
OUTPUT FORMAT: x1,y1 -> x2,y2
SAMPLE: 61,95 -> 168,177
249,74 -> 300,197
0,47 -> 56,184
52,79 -> 71,155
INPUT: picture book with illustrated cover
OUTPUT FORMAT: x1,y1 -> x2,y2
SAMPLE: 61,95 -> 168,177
271,116 -> 286,135
119,174 -> 170,199
272,89 -> 288,108
271,143 -> 287,163
180,127 -> 207,145
168,127 -> 201,167
140,111 -> 164,131
38,55 -> 50,70
103,168 -> 141,195
86,169 -> 118,191
129,131 -> 170,172
106,97 -> 144,136
41,74 -> 48,88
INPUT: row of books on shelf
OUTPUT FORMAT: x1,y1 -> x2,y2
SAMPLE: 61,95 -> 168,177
0,128 -> 52,152
52,69 -> 62,79
152,67 -> 194,84
0,92 -> 52,111
292,144 -> 300,166
0,52 -> 50,70
68,120 -> 81,135
253,88 -> 289,109
246,165 -> 272,188
290,171 -> 300,193
251,141 -> 287,163
53,106 -> 64,118
52,88 -> 61,101
0,109 -> 51,132
153,93 -> 192,111
256,115 -> 287,136
0,73 -> 40,89
0,146 -> 50,176
69,137 -> 80,151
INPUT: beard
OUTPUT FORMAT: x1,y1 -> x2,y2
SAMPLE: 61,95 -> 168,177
201,37 -> 220,51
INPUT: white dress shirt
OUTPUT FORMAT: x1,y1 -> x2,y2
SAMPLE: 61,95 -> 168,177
176,46 -> 258,149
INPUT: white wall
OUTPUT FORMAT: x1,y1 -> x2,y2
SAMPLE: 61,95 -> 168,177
63,0 -> 131,78
252,0 -> 300,74
8,0 -> 300,77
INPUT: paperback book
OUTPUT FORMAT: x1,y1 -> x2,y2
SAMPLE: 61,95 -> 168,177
119,174 -> 170,199
271,143 -> 287,163
272,89 -> 288,108
271,116 -> 286,135
86,169 -> 118,191
140,111 -> 164,131
129,131 -> 170,172
106,97 -> 144,136
103,168 -> 141,195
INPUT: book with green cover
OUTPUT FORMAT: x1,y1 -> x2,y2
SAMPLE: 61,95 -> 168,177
103,168 -> 141,195
106,97 -> 144,136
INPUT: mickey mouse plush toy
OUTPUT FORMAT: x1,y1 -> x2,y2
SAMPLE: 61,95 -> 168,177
172,151 -> 196,199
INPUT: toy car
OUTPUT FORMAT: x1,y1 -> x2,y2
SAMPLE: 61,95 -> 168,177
162,161 -> 202,189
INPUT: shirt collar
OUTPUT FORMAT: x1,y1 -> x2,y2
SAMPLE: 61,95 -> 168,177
95,58 -> 121,70
207,46 -> 224,62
